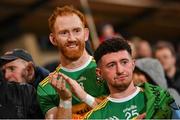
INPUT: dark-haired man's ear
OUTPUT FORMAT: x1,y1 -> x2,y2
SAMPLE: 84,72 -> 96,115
96,68 -> 101,77
25,62 -> 35,83
96,68 -> 104,83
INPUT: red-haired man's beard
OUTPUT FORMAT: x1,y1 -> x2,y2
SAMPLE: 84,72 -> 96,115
61,40 -> 85,61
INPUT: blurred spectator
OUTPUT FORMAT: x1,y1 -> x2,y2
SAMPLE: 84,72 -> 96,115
175,42 -> 180,68
130,37 -> 152,58
99,24 -> 120,43
134,58 -> 167,88
127,40 -> 137,58
0,70 -> 44,119
0,48 -> 49,89
154,41 -> 180,94
134,58 -> 180,106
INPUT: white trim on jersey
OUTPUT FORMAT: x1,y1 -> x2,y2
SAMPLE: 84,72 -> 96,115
107,87 -> 141,103
61,56 -> 93,72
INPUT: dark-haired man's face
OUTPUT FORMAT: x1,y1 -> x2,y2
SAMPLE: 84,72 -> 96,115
96,50 -> 135,92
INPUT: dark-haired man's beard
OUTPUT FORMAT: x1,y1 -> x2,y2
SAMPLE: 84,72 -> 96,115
115,82 -> 131,91
61,41 -> 85,61
111,78 -> 132,92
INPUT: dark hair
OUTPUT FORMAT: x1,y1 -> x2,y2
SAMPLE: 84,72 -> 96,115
94,37 -> 132,64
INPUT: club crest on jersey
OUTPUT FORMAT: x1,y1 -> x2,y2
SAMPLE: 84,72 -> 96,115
77,76 -> 86,82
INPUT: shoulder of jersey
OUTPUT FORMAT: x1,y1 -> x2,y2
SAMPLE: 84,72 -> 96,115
39,65 -> 61,87
85,98 -> 109,118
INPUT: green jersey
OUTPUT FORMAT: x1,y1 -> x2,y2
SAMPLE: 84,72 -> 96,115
37,56 -> 108,115
86,87 -> 145,119
85,83 -> 175,119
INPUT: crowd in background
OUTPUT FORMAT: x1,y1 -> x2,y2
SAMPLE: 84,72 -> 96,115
0,5 -> 180,119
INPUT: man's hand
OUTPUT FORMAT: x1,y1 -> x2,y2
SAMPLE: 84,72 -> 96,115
50,72 -> 99,108
49,73 -> 72,100
57,72 -> 87,101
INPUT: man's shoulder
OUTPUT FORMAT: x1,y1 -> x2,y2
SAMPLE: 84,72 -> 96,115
38,67 -> 59,88
35,66 -> 50,76
82,56 -> 97,69
38,75 -> 50,88
84,98 -> 109,119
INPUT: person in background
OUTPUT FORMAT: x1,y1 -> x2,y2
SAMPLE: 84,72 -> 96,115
138,40 -> 152,58
99,23 -> 119,43
37,5 -> 108,119
130,37 -> 152,58
154,41 -> 180,94
134,58 -> 180,107
84,37 -> 179,119
0,48 -> 49,89
0,70 -> 44,119
127,40 -> 137,59
133,58 -> 167,88
176,42 -> 180,68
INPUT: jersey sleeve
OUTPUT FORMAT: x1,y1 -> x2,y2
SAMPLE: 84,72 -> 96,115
37,79 -> 59,115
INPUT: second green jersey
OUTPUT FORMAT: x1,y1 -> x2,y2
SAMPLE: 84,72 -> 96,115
85,83 -> 175,119
85,87 -> 145,119
84,87 -> 145,120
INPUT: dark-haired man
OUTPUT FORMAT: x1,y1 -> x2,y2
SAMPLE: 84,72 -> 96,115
84,38 -> 179,119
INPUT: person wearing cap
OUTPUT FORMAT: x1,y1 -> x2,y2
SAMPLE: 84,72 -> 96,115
0,48 -> 49,89
0,69 -> 44,119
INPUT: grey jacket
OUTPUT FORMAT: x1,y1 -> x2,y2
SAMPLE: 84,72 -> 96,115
136,58 -> 180,106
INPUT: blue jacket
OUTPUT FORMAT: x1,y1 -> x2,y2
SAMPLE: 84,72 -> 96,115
32,66 -> 49,89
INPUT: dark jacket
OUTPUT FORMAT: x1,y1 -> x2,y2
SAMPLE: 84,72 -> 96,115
32,66 -> 49,89
166,68 -> 180,94
0,79 -> 44,119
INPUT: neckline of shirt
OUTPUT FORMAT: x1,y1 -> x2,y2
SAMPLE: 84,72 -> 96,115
107,87 -> 140,103
60,56 -> 92,72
